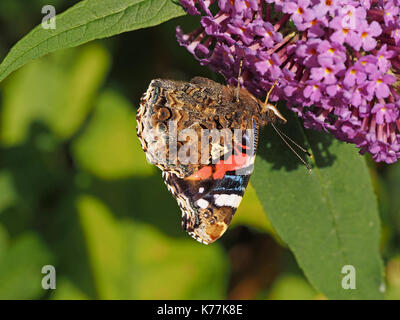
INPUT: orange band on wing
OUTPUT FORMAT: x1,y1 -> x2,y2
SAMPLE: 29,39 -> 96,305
187,166 -> 213,180
213,153 -> 249,179
187,149 -> 251,181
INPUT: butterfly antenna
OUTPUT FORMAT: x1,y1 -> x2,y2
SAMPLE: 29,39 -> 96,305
236,59 -> 243,102
270,122 -> 312,172
273,125 -> 312,158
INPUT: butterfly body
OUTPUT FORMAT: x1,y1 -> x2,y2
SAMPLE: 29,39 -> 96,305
137,77 -> 283,244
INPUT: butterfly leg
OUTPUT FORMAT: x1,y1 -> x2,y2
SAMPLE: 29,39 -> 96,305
262,81 -> 287,123
235,58 -> 244,102
263,80 -> 278,108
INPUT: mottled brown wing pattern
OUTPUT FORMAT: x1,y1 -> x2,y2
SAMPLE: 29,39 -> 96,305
136,77 -> 262,178
160,120 -> 259,244
137,77 -> 271,244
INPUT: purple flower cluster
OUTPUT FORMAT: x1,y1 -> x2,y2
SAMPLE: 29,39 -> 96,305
177,0 -> 400,163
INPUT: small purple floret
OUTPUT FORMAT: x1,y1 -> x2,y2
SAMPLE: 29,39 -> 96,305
177,0 -> 400,163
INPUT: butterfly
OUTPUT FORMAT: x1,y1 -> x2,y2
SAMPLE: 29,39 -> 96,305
136,76 -> 287,244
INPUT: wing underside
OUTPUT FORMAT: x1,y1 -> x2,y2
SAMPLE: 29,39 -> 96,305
162,122 -> 258,244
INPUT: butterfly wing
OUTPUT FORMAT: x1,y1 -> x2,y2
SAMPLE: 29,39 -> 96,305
137,77 -> 263,244
162,123 -> 258,244
137,78 -> 261,179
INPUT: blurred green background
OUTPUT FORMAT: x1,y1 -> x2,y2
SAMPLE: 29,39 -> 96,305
0,0 -> 399,300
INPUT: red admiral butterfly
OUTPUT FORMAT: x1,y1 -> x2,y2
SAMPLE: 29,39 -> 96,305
137,76 -> 298,244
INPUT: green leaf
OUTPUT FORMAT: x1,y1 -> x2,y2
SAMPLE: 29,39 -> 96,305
252,107 -> 384,299
50,277 -> 91,300
0,171 -> 18,213
0,232 -> 54,299
385,257 -> 400,300
72,89 -> 155,179
0,0 -> 185,83
77,195 -> 227,299
232,182 -> 280,240
0,44 -> 109,144
0,224 -> 8,262
267,274 -> 317,300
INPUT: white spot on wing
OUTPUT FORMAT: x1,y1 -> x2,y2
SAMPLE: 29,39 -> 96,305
199,187 -> 204,193
214,194 -> 242,208
196,198 -> 209,209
